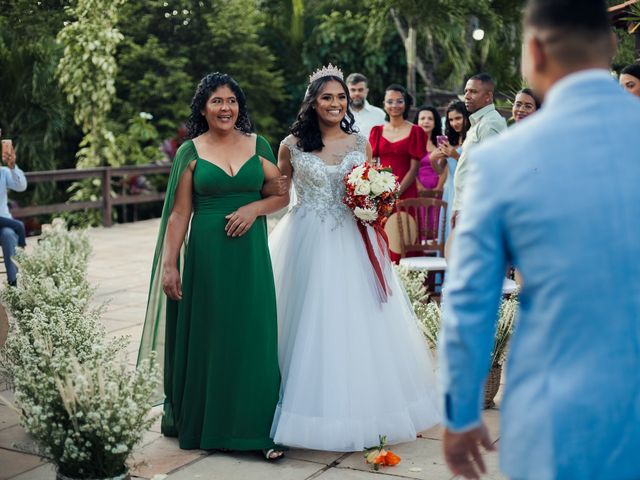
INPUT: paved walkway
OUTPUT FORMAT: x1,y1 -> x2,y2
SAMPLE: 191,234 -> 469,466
0,219 -> 505,479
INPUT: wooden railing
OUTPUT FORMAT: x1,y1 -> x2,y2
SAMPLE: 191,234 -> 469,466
12,164 -> 172,227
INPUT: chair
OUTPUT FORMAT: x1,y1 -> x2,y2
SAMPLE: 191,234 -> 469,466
395,197 -> 448,258
392,198 -> 448,299
418,188 -> 443,200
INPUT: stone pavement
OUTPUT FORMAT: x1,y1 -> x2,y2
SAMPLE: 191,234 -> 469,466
0,218 -> 505,480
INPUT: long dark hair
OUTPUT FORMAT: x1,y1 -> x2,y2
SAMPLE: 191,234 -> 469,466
444,100 -> 470,146
384,84 -> 413,120
290,75 -> 356,152
413,105 -> 442,145
186,72 -> 253,138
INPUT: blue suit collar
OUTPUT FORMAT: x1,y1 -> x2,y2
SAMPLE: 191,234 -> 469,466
544,69 -> 617,108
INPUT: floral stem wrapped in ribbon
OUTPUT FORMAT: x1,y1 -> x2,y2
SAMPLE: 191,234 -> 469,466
343,163 -> 399,302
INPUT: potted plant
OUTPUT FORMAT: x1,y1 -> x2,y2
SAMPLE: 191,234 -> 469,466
395,265 -> 518,408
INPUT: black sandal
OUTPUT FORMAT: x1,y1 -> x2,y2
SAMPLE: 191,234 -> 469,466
213,448 -> 232,454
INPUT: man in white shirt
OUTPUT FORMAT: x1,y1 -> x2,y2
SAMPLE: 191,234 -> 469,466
451,73 -> 507,227
346,73 -> 386,138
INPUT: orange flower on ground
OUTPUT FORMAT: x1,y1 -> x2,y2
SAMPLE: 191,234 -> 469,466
383,450 -> 401,466
364,436 -> 401,471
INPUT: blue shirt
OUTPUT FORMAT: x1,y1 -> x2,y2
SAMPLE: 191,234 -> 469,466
0,166 -> 27,218
439,69 -> 640,479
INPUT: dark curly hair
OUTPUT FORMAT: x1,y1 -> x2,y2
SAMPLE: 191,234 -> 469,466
444,100 -> 470,146
384,84 -> 413,120
289,75 -> 356,152
186,72 -> 253,138
413,105 -> 442,145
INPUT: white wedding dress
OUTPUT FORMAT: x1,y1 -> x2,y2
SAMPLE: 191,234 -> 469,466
269,134 -> 440,452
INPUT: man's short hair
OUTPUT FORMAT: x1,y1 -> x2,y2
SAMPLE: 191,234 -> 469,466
346,73 -> 368,85
621,63 -> 640,80
469,73 -> 495,91
523,0 -> 612,66
524,0 -> 609,34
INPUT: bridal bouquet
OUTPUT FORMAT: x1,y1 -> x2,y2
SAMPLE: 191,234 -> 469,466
343,164 -> 399,303
343,164 -> 399,226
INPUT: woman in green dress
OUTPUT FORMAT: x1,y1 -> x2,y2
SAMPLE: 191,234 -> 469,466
138,73 -> 288,458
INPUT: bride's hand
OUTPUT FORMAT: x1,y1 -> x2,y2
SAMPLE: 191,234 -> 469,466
162,266 -> 182,300
225,205 -> 258,237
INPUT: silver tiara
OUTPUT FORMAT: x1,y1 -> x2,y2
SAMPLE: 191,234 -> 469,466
308,64 -> 344,84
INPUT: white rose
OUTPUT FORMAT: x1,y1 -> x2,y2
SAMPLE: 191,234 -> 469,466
354,179 -> 371,196
367,168 -> 380,182
370,177 -> 386,196
354,206 -> 378,222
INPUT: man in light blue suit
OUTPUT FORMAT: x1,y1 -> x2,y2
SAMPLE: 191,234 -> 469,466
438,0 -> 640,479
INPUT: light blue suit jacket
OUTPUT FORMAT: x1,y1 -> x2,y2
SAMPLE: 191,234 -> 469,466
438,70 -> 640,480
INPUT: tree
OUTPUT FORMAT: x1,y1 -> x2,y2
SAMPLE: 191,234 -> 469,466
367,0 -> 525,101
301,8 -> 406,105
112,0 -> 287,143
57,0 -> 125,168
199,0 -> 287,140
0,6 -> 81,209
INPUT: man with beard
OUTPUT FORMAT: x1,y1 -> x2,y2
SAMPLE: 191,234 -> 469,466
346,73 -> 385,138
450,73 -> 506,228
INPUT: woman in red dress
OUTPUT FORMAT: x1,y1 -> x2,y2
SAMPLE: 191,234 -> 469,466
369,84 -> 426,201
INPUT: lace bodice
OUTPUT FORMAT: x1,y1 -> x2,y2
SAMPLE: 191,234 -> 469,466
282,134 -> 368,226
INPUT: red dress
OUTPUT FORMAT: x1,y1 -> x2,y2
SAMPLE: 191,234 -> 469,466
369,124 -> 426,200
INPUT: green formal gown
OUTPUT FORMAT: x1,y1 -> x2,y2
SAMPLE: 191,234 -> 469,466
161,136 -> 280,450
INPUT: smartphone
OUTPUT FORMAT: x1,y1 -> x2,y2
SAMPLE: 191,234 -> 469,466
436,135 -> 448,147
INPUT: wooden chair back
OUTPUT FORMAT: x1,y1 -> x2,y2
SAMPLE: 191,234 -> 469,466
418,189 -> 443,199
395,197 -> 447,258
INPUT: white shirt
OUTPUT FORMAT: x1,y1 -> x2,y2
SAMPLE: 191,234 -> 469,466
0,166 -> 27,218
351,100 -> 386,139
452,104 -> 507,211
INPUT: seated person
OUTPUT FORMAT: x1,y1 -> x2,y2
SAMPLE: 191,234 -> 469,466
0,140 -> 27,286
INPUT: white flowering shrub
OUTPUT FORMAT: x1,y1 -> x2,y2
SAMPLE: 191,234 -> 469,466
0,219 -> 159,478
2,219 -> 93,318
414,301 -> 442,349
1,220 -> 125,381
394,264 -> 429,307
394,265 -> 440,348
394,264 -> 518,366
492,295 -> 518,367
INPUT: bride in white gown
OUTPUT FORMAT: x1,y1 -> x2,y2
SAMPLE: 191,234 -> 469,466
269,66 -> 440,452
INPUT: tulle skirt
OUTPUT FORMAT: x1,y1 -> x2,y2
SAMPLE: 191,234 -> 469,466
268,207 -> 441,451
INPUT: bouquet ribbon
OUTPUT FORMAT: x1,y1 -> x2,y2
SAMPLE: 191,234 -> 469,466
357,222 -> 391,303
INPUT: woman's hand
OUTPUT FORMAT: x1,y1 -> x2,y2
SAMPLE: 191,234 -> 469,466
444,143 -> 460,159
430,148 -> 447,162
261,175 -> 289,196
162,266 -> 182,300
225,204 -> 259,237
430,147 -> 449,174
